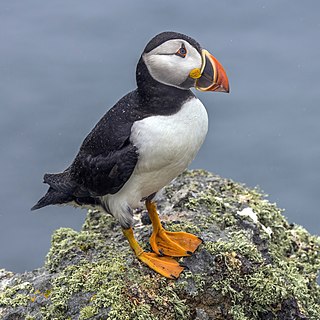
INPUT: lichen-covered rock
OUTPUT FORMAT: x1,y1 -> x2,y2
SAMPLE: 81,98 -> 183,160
1,170 -> 319,320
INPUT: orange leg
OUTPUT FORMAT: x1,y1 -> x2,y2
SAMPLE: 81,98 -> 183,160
122,227 -> 184,279
146,200 -> 202,257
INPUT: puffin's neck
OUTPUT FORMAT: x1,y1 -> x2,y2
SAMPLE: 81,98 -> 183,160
135,57 -> 194,115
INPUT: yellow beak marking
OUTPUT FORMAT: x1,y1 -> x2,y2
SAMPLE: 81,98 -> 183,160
189,68 -> 201,79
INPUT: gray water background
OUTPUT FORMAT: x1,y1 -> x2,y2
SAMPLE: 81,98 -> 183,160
0,1 -> 319,273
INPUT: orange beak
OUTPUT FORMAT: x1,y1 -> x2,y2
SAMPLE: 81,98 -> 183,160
195,49 -> 230,93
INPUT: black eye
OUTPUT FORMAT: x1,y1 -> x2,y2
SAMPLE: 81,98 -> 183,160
175,44 -> 187,58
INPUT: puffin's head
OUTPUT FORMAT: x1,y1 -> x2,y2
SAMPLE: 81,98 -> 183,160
142,31 -> 229,93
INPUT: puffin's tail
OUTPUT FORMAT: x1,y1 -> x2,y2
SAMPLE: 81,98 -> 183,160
31,171 -> 75,211
31,187 -> 74,211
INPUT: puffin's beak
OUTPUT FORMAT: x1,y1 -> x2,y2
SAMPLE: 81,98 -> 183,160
195,49 -> 229,93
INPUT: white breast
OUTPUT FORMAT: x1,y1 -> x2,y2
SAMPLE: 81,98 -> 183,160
131,97 -> 208,175
102,97 -> 208,227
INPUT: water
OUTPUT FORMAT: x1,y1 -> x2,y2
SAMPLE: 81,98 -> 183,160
0,1 -> 319,273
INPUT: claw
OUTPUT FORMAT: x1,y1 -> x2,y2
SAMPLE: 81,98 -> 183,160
179,262 -> 190,270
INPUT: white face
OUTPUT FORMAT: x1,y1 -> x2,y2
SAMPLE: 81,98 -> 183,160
142,39 -> 202,89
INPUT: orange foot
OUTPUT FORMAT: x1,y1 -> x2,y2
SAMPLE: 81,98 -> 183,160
123,227 -> 184,279
146,200 -> 202,257
138,252 -> 184,279
150,228 -> 202,257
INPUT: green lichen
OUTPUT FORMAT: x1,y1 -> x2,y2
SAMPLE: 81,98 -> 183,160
205,230 -> 264,263
45,227 -> 111,271
165,220 -> 202,234
0,280 -> 33,308
176,270 -> 207,297
79,304 -> 96,319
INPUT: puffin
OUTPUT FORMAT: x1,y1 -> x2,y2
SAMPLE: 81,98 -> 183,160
32,31 -> 229,279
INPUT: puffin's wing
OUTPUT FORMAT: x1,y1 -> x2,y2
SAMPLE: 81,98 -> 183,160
71,139 -> 138,196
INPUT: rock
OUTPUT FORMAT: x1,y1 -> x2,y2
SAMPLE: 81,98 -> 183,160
1,170 -> 319,320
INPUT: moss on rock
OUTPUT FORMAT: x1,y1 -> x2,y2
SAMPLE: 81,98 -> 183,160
1,170 -> 319,319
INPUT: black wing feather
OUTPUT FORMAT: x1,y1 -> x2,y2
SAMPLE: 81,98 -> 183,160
71,141 -> 138,196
